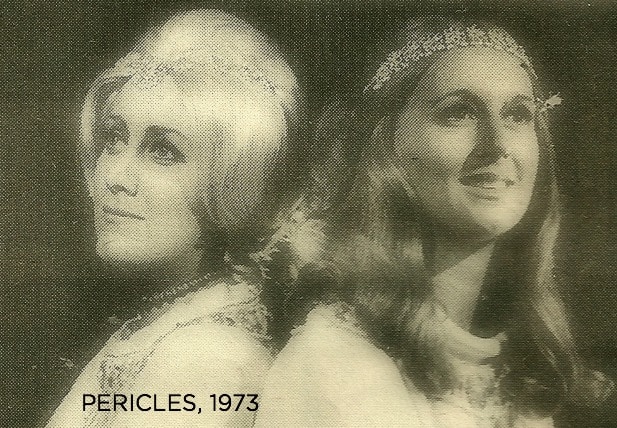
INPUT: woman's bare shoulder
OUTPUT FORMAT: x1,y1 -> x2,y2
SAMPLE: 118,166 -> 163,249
103,323 -> 272,428
136,322 -> 272,390
255,307 -> 432,427
274,312 -> 404,391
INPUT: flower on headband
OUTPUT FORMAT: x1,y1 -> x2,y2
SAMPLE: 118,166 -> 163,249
537,93 -> 563,112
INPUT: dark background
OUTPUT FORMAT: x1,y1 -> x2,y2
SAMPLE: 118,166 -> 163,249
1,0 -> 616,426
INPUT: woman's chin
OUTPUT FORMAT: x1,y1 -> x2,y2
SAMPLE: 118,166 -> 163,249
96,239 -> 159,268
462,212 -> 525,243
437,207 -> 526,244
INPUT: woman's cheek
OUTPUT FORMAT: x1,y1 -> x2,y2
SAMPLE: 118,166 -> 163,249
417,128 -> 473,177
143,165 -> 199,203
141,171 -> 202,239
91,159 -> 110,199
406,129 -> 477,226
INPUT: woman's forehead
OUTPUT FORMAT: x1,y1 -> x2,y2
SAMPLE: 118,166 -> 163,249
99,75 -> 286,145
413,46 -> 535,102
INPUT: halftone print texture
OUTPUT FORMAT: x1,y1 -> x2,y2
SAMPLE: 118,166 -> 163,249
1,2 -> 616,427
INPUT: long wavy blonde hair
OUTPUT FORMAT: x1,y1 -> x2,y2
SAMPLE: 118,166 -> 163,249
284,15 -> 612,416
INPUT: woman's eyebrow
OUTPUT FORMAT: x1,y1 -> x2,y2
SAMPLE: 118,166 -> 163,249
142,125 -> 187,141
428,89 -> 478,107
501,94 -> 537,114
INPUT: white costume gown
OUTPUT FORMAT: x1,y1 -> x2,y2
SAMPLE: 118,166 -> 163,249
256,302 -> 554,428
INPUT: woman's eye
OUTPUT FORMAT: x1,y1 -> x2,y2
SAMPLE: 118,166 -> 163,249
99,130 -> 125,155
437,102 -> 477,126
504,105 -> 534,127
147,139 -> 185,165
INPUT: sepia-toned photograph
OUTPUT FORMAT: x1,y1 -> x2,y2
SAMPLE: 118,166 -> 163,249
1,1 -> 616,427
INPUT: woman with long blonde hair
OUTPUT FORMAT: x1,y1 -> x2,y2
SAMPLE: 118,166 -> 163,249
258,16 -> 613,427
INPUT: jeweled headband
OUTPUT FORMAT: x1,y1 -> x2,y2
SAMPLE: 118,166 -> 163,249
107,49 -> 278,96
365,25 -> 535,92
79,46 -> 295,172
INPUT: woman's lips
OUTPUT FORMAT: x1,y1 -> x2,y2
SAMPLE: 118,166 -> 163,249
459,171 -> 518,201
102,205 -> 145,221
459,172 -> 516,189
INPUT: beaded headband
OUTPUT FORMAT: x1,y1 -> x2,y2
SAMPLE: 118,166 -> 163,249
108,50 -> 278,96
365,25 -> 534,92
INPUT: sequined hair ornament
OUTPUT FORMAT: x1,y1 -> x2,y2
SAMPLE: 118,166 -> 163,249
365,24 -> 535,92
106,48 -> 278,96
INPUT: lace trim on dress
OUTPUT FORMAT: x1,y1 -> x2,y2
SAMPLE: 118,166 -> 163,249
208,302 -> 271,341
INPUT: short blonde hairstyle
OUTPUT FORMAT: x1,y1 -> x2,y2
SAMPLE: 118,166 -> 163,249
80,9 -> 306,252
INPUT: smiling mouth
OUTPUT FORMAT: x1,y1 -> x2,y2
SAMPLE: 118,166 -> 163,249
102,206 -> 145,220
459,172 -> 516,189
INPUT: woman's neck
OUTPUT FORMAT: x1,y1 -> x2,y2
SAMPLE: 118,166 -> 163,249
171,249 -> 207,284
135,248 -> 207,288
431,236 -> 495,330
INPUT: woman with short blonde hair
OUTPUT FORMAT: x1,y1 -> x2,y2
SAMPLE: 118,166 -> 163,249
47,9 -> 305,428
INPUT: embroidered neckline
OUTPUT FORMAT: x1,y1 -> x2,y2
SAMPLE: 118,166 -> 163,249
141,272 -> 217,304
113,274 -> 267,340
431,304 -> 506,364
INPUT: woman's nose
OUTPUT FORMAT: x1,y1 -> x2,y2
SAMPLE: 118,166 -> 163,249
474,117 -> 511,160
104,153 -> 139,196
